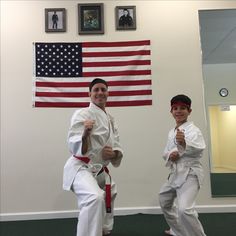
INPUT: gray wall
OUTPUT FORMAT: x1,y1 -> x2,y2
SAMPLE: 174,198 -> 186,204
203,63 -> 236,105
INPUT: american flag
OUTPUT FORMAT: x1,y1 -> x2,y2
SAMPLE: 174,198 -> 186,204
33,40 -> 152,107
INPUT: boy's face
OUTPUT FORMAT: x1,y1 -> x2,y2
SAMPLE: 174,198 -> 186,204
89,83 -> 108,109
171,105 -> 192,126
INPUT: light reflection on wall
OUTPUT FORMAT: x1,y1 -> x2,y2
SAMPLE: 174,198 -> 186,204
209,105 -> 236,173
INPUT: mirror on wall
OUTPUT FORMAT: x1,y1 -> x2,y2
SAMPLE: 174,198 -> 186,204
199,9 -> 236,196
208,105 -> 236,173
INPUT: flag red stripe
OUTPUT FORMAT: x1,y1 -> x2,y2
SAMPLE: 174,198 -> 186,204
36,81 -> 90,88
36,90 -> 152,98
82,40 -> 150,47
35,100 -> 152,108
35,102 -> 89,107
107,100 -> 152,107
82,50 -> 150,57
36,80 -> 152,88
109,80 -> 152,86
83,60 -> 151,67
83,70 -> 151,77
36,92 -> 88,98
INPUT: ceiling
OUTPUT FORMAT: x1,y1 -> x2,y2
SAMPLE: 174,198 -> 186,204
199,9 -> 236,64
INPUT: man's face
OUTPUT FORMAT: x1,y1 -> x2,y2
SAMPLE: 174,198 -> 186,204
89,83 -> 108,109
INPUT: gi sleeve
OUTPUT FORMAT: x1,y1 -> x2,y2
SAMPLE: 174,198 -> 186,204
163,131 -> 178,167
67,109 -> 89,157
109,115 -> 123,167
182,127 -> 206,158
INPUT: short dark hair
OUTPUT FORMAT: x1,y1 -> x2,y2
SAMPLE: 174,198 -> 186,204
171,94 -> 191,110
89,78 -> 108,92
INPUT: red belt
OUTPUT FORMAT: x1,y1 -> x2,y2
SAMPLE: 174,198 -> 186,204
74,155 -> 112,213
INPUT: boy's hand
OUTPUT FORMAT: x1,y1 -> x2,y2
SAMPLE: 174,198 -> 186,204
169,151 -> 180,162
175,128 -> 186,148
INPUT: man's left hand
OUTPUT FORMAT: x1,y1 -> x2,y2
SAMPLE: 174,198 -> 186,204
102,146 -> 116,160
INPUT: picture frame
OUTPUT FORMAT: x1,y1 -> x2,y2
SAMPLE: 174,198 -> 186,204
45,8 -> 66,32
78,3 -> 104,35
115,6 -> 136,30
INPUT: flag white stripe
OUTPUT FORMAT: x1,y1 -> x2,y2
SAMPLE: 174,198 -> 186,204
35,95 -> 152,103
83,65 -> 151,72
83,55 -> 150,62
36,85 -> 152,93
83,55 -> 151,62
82,45 -> 150,52
35,75 -> 151,83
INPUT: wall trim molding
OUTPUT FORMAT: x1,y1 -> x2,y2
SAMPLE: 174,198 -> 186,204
1,205 -> 236,222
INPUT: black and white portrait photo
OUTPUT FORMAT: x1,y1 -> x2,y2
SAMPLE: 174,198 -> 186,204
45,8 -> 66,32
116,6 -> 136,30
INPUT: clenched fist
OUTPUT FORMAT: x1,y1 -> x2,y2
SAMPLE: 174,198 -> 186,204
175,128 -> 186,147
102,146 -> 116,160
83,120 -> 95,138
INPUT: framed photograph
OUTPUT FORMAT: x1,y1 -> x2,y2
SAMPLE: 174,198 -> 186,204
45,8 -> 66,32
78,3 -> 104,35
115,6 -> 136,30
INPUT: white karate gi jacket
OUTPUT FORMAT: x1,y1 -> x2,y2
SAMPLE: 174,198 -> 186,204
63,102 -> 123,191
163,121 -> 206,188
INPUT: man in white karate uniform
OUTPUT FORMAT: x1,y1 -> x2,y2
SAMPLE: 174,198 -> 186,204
63,78 -> 123,236
159,94 -> 207,236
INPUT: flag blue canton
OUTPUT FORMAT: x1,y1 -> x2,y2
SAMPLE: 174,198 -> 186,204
35,43 -> 83,77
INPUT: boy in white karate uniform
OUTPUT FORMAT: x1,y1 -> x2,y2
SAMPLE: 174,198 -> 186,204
159,94 -> 206,236
63,78 -> 123,236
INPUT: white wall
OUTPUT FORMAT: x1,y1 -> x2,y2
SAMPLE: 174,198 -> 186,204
1,1 -> 236,219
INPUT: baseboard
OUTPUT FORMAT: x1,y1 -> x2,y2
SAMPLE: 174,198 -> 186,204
115,205 -> 236,215
1,205 -> 236,222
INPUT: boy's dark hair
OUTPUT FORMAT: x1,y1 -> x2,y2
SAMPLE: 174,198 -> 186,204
171,94 -> 191,110
89,78 -> 108,92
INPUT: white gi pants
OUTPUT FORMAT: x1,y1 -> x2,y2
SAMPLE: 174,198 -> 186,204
72,168 -> 117,236
159,173 -> 206,236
